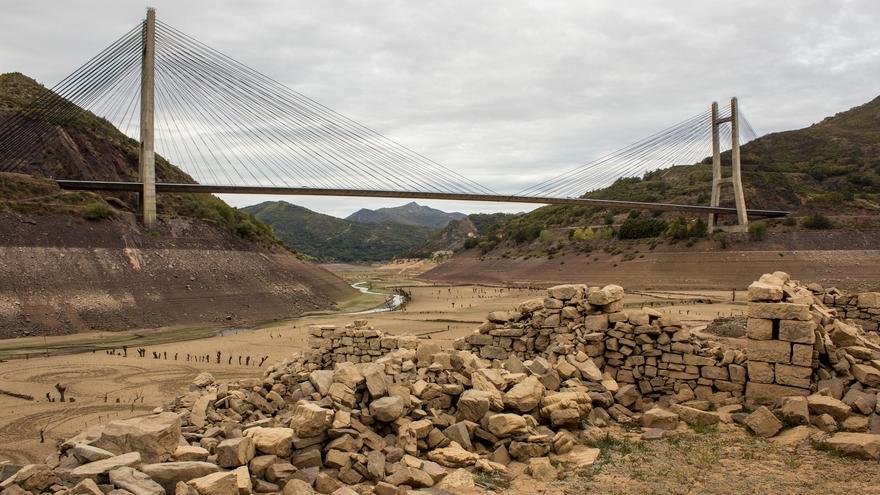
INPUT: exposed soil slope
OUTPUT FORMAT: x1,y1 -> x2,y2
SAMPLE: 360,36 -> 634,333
422,230 -> 880,291
0,210 -> 353,338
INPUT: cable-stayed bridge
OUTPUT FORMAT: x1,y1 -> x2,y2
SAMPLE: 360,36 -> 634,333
0,9 -> 787,229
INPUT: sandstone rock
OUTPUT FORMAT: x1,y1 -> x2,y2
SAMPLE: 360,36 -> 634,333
309,370 -> 334,396
770,425 -> 811,446
192,372 -> 215,388
188,471 -> 237,495
487,413 -> 528,437
68,478 -> 104,495
72,444 -> 116,463
233,466 -> 252,495
642,408 -> 679,430
456,390 -> 491,422
567,354 -> 603,382
427,441 -> 479,468
781,396 -> 810,425
436,468 -> 475,490
564,446 -> 601,468
140,462 -> 221,493
852,364 -> 880,388
807,395 -> 852,421
384,466 -> 434,488
216,437 -> 255,468
670,404 -> 720,426
282,480 -> 316,495
109,467 -> 164,495
290,402 -> 334,438
527,457 -> 558,481
369,396 -> 405,422
748,281 -> 783,302
744,406 -> 783,438
174,445 -> 209,462
71,452 -> 141,477
93,413 -> 182,463
244,427 -> 294,457
588,285 -> 624,305
1,464 -> 58,494
823,432 -> 880,459
503,375 -> 545,413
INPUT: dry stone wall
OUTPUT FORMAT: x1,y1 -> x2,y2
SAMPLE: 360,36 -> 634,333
820,289 -> 880,332
452,284 -> 748,406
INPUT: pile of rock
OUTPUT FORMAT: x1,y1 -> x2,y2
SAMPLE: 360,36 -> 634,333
4,274 -> 880,495
454,283 -> 748,406
819,287 -> 880,333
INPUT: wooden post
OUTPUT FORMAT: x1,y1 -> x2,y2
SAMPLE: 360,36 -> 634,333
139,8 -> 157,228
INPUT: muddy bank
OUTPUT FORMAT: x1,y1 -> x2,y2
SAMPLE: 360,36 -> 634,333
0,213 -> 354,338
421,246 -> 880,291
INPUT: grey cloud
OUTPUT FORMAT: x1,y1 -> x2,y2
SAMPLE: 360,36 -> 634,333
2,0 -> 878,217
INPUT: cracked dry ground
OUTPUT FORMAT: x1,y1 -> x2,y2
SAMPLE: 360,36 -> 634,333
486,424 -> 880,495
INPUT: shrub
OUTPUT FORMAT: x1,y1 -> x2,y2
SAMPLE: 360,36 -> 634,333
81,203 -> 112,221
803,213 -> 833,230
783,217 -> 797,226
604,213 -> 614,225
463,237 -> 479,250
618,217 -> 667,239
748,223 -> 768,241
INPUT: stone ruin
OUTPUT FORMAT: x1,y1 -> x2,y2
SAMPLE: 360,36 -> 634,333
1,273 -> 880,495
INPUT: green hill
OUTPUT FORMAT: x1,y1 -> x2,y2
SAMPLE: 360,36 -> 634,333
463,95 -> 880,253
243,201 -> 435,262
346,201 -> 466,228
0,72 -> 282,247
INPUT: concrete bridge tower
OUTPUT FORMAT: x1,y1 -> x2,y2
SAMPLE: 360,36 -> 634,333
138,8 -> 157,228
708,97 -> 749,233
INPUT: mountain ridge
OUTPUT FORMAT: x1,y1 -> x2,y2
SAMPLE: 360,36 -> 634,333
346,201 -> 466,228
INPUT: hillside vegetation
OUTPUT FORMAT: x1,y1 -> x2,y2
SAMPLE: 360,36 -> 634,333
243,201 -> 435,262
0,72 -> 282,247
460,95 -> 880,255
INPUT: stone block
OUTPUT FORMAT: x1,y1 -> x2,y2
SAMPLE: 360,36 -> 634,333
774,364 -> 811,388
748,302 -> 811,321
746,318 -> 773,340
748,281 -> 783,302
745,382 -> 809,406
791,344 -> 813,367
778,320 -> 815,344
747,339 -> 791,364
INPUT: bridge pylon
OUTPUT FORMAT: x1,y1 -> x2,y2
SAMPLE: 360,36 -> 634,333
138,8 -> 157,228
708,97 -> 749,233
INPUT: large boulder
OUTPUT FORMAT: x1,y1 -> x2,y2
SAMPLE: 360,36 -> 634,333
188,471 -> 237,495
487,414 -> 528,437
244,427 -> 294,457
426,442 -> 479,468
290,402 -> 334,438
139,462 -> 220,493
823,433 -> 880,460
744,406 -> 783,438
216,438 -> 255,468
369,396 -> 405,422
108,467 -> 164,495
91,413 -> 182,463
70,452 -> 141,478
503,376 -> 545,413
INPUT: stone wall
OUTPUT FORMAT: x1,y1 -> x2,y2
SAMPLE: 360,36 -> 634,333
820,289 -> 880,332
451,284 -> 748,405
306,319 -> 420,368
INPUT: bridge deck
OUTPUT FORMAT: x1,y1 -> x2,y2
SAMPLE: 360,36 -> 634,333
56,181 -> 789,217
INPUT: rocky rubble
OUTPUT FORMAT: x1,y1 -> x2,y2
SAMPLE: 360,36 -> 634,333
2,274 -> 880,495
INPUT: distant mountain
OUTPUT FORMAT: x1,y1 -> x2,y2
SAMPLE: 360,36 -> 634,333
243,201 -> 435,262
346,201 -> 466,228
408,212 -> 520,256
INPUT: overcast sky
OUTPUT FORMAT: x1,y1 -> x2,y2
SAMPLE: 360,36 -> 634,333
2,1 -> 878,218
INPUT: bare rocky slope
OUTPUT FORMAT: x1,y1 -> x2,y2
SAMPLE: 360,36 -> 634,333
0,73 -> 355,337
0,210 -> 354,339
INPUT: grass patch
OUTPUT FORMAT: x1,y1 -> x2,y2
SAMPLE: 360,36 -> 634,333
81,202 -> 113,221
473,470 -> 512,492
690,423 -> 718,434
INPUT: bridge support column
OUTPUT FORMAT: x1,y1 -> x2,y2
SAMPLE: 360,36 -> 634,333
708,97 -> 748,233
138,8 -> 157,228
